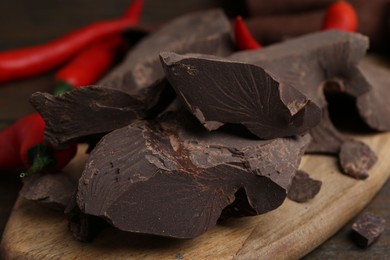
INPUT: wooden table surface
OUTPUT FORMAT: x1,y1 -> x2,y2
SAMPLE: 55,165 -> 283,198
0,1 -> 389,259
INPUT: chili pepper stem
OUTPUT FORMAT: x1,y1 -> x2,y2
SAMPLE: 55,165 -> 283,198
20,144 -> 56,178
53,81 -> 74,95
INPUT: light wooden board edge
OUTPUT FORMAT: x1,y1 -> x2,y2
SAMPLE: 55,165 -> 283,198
1,132 -> 390,260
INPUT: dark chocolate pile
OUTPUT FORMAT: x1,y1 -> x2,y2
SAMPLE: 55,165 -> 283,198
24,9 -> 390,241
230,30 -> 385,176
31,9 -> 234,146
77,114 -> 310,238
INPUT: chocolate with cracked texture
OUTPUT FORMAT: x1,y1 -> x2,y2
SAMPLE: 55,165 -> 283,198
160,52 -> 321,139
20,172 -> 76,211
229,30 -> 371,153
77,114 -> 310,239
100,9 -> 233,96
30,9 -> 233,145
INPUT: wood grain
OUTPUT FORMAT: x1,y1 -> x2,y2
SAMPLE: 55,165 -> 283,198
1,132 -> 389,259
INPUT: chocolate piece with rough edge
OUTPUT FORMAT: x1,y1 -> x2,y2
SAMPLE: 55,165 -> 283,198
339,140 -> 377,179
228,30 -> 375,154
160,52 -> 321,139
305,109 -> 346,154
229,30 -> 369,110
30,85 -> 161,146
287,170 -> 322,203
20,172 -> 76,211
352,213 -> 386,248
30,9 -> 233,146
77,114 -> 310,239
99,9 -> 233,97
356,60 -> 390,131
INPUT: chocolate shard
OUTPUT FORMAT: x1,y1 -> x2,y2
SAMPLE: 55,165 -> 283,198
287,170 -> 322,203
229,30 -> 369,109
30,9 -> 233,146
160,52 -> 321,139
77,114 -> 310,239
356,60 -> 390,131
305,109 -> 346,154
339,140 -> 377,180
229,30 -> 370,153
352,213 -> 386,248
20,172 -> 76,211
99,9 -> 233,96
30,86 -> 146,145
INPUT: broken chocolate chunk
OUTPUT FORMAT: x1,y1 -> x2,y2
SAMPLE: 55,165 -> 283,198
30,9 -> 233,146
229,30 -> 371,153
352,213 -> 386,248
229,30 -> 369,110
339,140 -> 377,179
305,109 -> 346,154
227,31 -> 382,178
160,52 -> 321,139
77,113 -> 310,239
287,170 -> 322,203
100,9 -> 233,96
20,172 -> 76,211
30,86 -> 147,145
356,60 -> 390,131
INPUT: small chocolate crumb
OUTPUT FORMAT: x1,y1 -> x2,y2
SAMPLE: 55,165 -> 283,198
20,172 -> 76,211
339,140 -> 377,179
287,170 -> 322,203
352,213 -> 386,248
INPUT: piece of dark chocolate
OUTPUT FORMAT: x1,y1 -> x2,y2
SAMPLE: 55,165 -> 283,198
305,109 -> 346,154
229,31 -> 380,176
356,60 -> 390,131
339,140 -> 377,179
229,31 -> 369,153
352,213 -> 386,248
228,31 -> 383,157
229,30 -> 369,110
77,113 -> 310,239
30,9 -> 233,146
287,170 -> 322,203
160,52 -> 321,139
100,9 -> 233,96
30,86 -> 146,145
20,172 -> 76,211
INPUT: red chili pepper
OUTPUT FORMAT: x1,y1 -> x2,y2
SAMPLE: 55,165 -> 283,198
53,36 -> 125,95
52,0 -> 143,94
0,0 -> 142,84
0,1 -> 144,175
321,1 -> 357,32
234,16 -> 262,50
123,0 -> 143,24
0,113 -> 77,176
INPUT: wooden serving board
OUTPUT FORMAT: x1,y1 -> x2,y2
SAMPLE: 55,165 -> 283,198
1,132 -> 390,259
